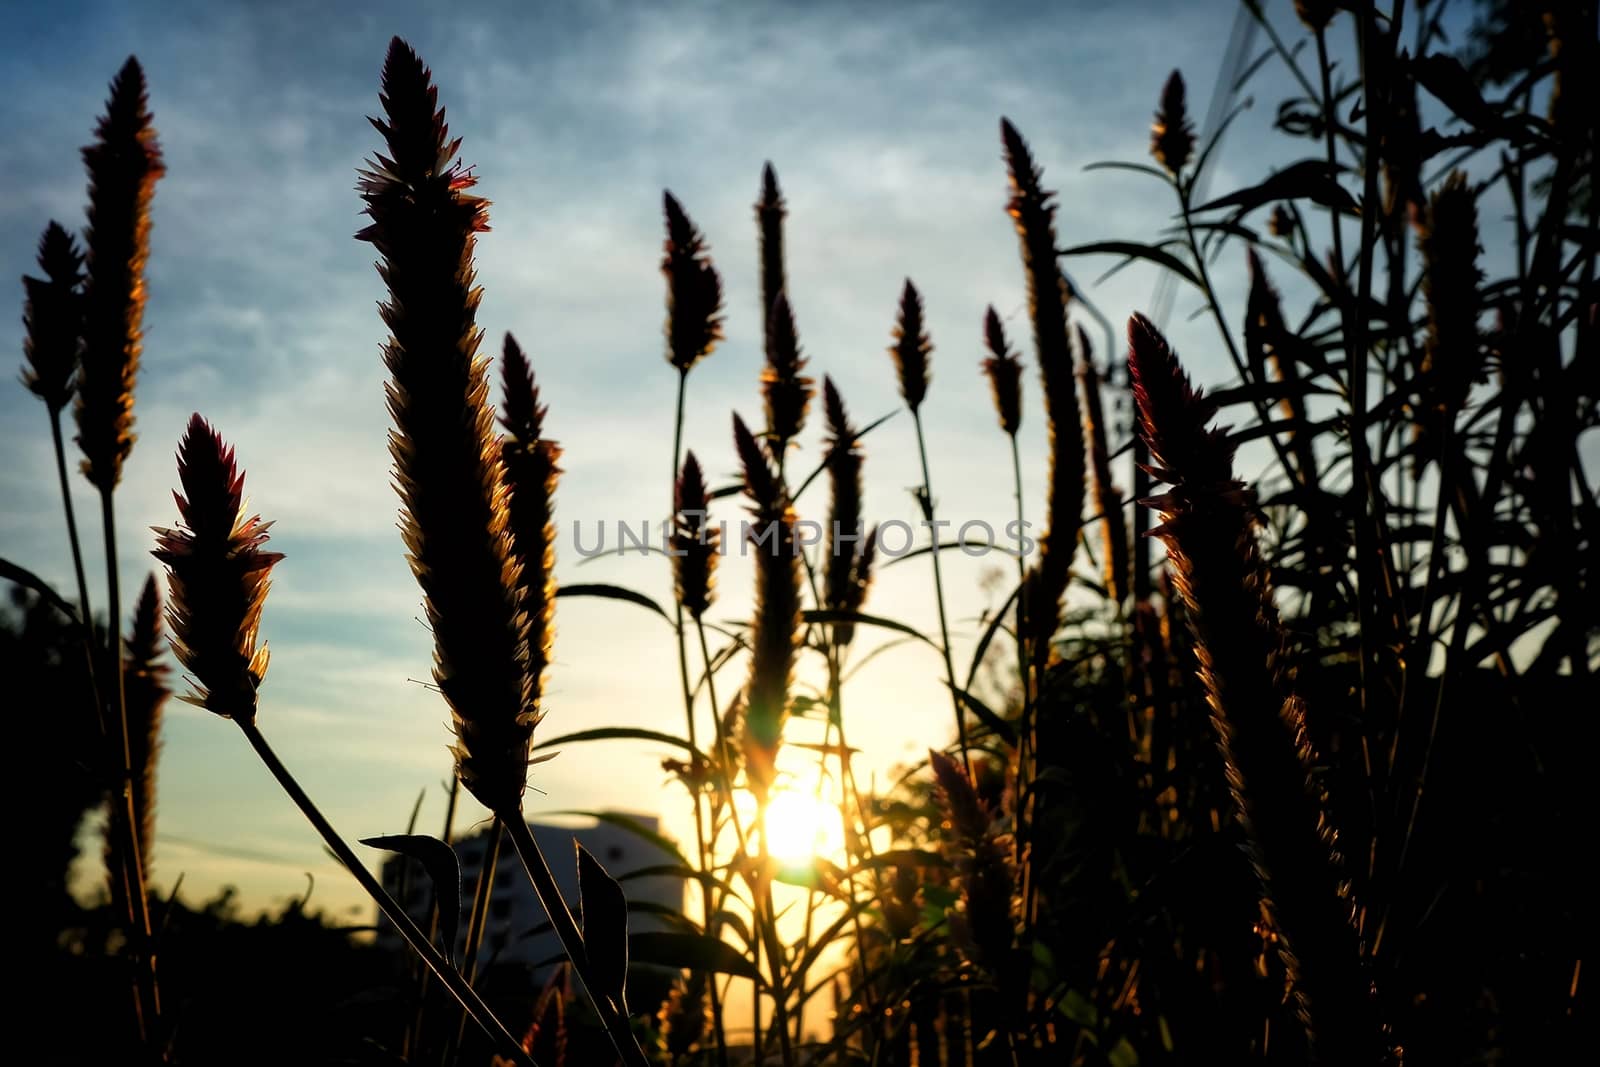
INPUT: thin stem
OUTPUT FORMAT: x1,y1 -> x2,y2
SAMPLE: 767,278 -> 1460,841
1176,183 -> 1298,480
1008,433 -> 1042,951
449,819 -> 504,1061
1316,28 -> 1347,283
234,720 -> 535,1067
502,814 -> 652,1067
100,486 -> 159,1030
911,410 -> 972,777
756,808 -> 796,1067
669,369 -> 731,1067
409,775 -> 462,1060
50,413 -> 95,634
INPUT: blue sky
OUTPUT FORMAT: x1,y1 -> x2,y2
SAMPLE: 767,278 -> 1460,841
3,0 -> 1411,919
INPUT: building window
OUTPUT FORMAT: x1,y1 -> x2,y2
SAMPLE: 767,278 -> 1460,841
490,898 -> 511,920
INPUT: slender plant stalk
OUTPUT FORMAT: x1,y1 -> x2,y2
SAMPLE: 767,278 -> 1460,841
668,368 -> 731,1067
447,818 -> 504,1060
502,815 -> 652,1067
235,720 -> 535,1067
913,410 -> 972,778
100,487 -> 159,1027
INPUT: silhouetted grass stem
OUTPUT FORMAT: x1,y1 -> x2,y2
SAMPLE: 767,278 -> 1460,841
235,719 -> 535,1067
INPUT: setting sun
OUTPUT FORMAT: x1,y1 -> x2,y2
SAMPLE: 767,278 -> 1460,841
759,788 -> 847,868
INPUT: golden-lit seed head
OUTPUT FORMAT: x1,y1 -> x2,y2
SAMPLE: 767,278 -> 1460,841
151,414 -> 282,723
734,414 -> 800,797
75,56 -> 165,491
358,37 -> 532,813
762,291 -> 812,450
500,333 -> 562,731
981,305 -> 1024,437
1151,70 -> 1195,176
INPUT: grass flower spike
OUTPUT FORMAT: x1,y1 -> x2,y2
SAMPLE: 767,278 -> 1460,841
981,306 -> 1023,437
734,413 -> 801,798
151,415 -> 282,722
662,192 -> 724,374
358,38 -> 533,814
500,333 -> 562,735
1128,313 -> 1372,1060
75,57 -> 164,491
889,280 -> 931,413
21,222 -> 86,415
673,451 -> 718,621
1150,70 -> 1194,177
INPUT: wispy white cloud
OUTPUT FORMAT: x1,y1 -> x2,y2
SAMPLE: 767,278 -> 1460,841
6,0 -> 1332,913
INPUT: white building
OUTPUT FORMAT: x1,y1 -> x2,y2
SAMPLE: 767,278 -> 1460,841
375,812 -> 684,970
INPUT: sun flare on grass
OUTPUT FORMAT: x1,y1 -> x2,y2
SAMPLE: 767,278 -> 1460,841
760,788 -> 847,868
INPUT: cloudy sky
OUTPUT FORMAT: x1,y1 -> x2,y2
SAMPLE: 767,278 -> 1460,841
2,0 -> 1425,920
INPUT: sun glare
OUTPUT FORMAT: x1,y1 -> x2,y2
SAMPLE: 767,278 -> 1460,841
760,788 -> 847,868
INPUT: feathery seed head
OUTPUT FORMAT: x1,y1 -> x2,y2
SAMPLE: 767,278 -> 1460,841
734,414 -> 801,797
1418,172 -> 1483,415
359,38 -> 532,813
673,451 -> 718,620
930,749 -> 1015,972
122,573 -> 169,869
890,280 -> 931,412
1294,0 -> 1336,32
756,162 -> 787,335
1151,70 -> 1196,176
151,415 -> 281,723
662,192 -> 724,373
982,306 -> 1024,437
74,56 -> 164,491
1129,316 -> 1371,1054
1079,330 -> 1128,604
822,378 -> 872,643
21,222 -> 86,413
500,333 -> 562,729
1128,313 -> 1234,492
762,291 -> 812,450
1001,117 -> 1082,629
1268,203 -> 1295,238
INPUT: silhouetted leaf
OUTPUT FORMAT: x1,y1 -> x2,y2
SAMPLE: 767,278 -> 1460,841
1058,241 -> 1201,289
576,844 -> 630,1014
802,609 -> 938,650
945,683 -> 1016,746
628,931 -> 763,982
0,557 -> 79,624
531,727 -> 702,761
1192,160 -> 1358,216
359,834 -> 461,964
1413,53 -> 1496,130
555,583 -> 672,623
882,540 -> 1021,568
